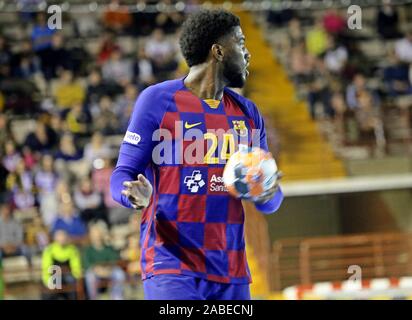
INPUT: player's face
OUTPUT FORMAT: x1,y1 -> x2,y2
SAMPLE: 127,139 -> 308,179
222,26 -> 251,88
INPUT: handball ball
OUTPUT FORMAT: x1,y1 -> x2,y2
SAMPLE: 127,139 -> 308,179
223,147 -> 278,202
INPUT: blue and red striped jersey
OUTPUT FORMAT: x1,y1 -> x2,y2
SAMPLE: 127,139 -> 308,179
110,77 -> 283,284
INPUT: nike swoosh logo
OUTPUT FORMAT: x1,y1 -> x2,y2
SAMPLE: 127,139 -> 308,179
184,121 -> 202,129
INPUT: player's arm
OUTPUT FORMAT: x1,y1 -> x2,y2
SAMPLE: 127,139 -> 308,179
110,86 -> 163,209
251,106 -> 284,214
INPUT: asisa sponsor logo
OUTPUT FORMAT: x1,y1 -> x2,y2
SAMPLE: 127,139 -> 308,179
209,174 -> 228,192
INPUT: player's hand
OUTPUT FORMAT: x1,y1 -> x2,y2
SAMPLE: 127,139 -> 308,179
122,174 -> 153,210
255,171 -> 283,204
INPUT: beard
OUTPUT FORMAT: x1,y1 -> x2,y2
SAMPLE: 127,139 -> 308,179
222,58 -> 246,88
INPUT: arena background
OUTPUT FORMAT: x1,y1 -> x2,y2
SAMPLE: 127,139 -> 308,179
1,0 -> 412,300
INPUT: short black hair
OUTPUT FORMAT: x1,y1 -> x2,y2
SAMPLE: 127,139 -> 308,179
179,9 -> 240,67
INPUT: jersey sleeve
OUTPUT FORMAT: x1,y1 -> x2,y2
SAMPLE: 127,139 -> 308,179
110,86 -> 166,208
250,103 -> 284,214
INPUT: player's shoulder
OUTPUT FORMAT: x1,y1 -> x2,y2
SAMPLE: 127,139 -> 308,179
224,87 -> 261,118
134,78 -> 185,118
140,78 -> 184,100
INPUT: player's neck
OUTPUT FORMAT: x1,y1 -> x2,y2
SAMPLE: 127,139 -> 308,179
184,62 -> 226,101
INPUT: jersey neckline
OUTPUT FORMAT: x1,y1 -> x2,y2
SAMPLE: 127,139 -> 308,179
180,76 -> 224,110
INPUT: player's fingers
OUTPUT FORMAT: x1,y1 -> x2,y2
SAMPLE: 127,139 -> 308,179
136,184 -> 152,198
123,181 -> 133,188
137,174 -> 150,186
121,189 -> 131,197
128,178 -> 146,187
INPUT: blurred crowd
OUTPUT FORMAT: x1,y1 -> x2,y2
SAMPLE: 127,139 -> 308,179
0,0 -> 191,299
267,1 -> 412,156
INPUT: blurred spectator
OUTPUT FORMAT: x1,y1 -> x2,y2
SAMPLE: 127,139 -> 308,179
355,90 -> 385,150
394,30 -> 412,64
31,13 -> 56,53
73,11 -> 100,38
286,18 -> 304,50
103,0 -> 132,34
35,154 -> 60,227
383,51 -> 412,97
54,133 -> 83,162
289,41 -> 316,84
35,154 -> 59,194
346,73 -> 380,110
2,141 -> 21,173
26,213 -> 49,254
92,158 -> 130,225
306,18 -> 328,57
132,46 -> 155,88
6,159 -> 36,211
115,84 -> 138,133
85,68 -> 115,109
12,44 -> 42,80
331,91 -> 348,117
74,177 -> 109,226
54,133 -> 88,181
93,96 -> 121,135
41,33 -> 73,80
102,48 -> 132,86
21,146 -> 37,171
305,60 -> 335,119
0,36 -> 12,78
0,113 -> 14,148
24,119 -> 58,153
307,77 -> 334,119
98,31 -> 120,65
10,40 -> 33,71
154,0 -> 184,34
323,36 -> 348,75
131,0 -> 157,36
40,180 -> 70,227
356,90 -> 382,126
376,0 -> 402,39
121,214 -> 141,280
65,103 -> 89,137
83,131 -> 112,167
121,233 -> 140,280
267,8 -> 294,27
115,84 -> 139,126
83,223 -> 125,300
330,92 -> 348,139
145,28 -> 178,79
0,91 -> 4,111
52,70 -> 85,111
41,229 -> 82,300
49,112 -> 66,137
0,162 -> 9,204
51,200 -> 87,242
0,204 -> 31,264
322,9 -> 346,35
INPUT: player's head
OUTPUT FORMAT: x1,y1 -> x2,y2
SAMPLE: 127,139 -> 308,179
179,9 -> 251,88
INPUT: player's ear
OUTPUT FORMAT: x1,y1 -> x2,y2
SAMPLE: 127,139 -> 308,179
211,44 -> 224,62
